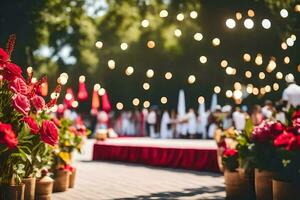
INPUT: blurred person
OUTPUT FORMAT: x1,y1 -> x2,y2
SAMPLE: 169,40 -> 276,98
160,110 -> 172,139
222,105 -> 233,130
282,76 -> 300,108
262,100 -> 274,119
170,109 -> 178,138
187,108 -> 197,139
207,105 -> 222,139
232,107 -> 246,131
275,101 -> 286,124
147,107 -> 158,138
250,105 -> 264,126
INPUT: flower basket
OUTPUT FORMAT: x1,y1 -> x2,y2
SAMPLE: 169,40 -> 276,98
272,179 -> 300,200
255,169 -> 273,200
22,177 -> 36,200
0,184 -> 25,200
35,176 -> 53,200
224,170 -> 245,200
53,169 -> 70,192
69,168 -> 76,188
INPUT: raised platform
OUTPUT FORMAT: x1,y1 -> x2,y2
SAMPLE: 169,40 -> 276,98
92,137 -> 220,172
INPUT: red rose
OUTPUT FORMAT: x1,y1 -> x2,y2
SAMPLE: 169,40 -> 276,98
0,48 -> 9,67
40,120 -> 59,146
274,131 -> 297,150
0,122 -> 18,148
270,122 -> 285,135
12,93 -> 30,115
292,110 -> 300,120
31,95 -> 45,111
23,116 -> 39,134
3,63 -> 23,81
223,149 -> 238,157
9,77 -> 28,95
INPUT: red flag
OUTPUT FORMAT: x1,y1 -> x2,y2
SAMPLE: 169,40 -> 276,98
77,76 -> 88,101
64,88 -> 75,108
101,90 -> 111,113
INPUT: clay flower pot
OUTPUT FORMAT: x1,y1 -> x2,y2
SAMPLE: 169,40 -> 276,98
69,168 -> 76,188
53,169 -> 70,192
35,176 -> 54,200
272,179 -> 300,200
0,184 -> 25,200
255,169 -> 273,200
22,177 -> 36,200
238,168 -> 255,200
224,170 -> 247,200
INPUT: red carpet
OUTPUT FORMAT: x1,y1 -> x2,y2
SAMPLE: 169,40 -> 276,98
92,138 -> 220,173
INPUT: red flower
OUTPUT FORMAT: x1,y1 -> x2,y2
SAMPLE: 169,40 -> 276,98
40,120 -> 59,146
64,164 -> 75,173
2,63 -> 23,81
0,48 -> 9,67
23,116 -> 39,134
12,93 -> 30,115
223,149 -> 238,157
274,131 -> 298,150
292,110 -> 300,120
270,122 -> 285,135
0,122 -> 18,149
31,95 -> 45,111
9,77 -> 28,95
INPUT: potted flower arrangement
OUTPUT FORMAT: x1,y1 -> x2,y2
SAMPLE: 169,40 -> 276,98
52,118 -> 89,192
271,109 -> 300,199
0,36 -> 61,200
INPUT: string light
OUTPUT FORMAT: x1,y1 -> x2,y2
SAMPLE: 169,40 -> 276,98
141,19 -> 149,28
143,101 -> 150,108
244,18 -> 254,29
159,10 -> 168,18
165,72 -> 172,80
253,88 -> 259,95
98,88 -> 105,96
259,72 -> 265,79
160,97 -> 168,104
95,41 -> 103,49
284,56 -> 290,64
226,18 -> 236,29
247,9 -> 255,17
295,5 -> 300,12
174,29 -> 182,37
245,71 -> 252,78
190,11 -> 198,19
120,42 -> 128,50
286,38 -> 294,46
246,84 -> 253,94
94,84 -> 101,91
125,66 -> 134,76
143,82 -> 150,90
199,56 -> 207,64
116,102 -> 124,110
262,19 -> 271,29
194,33 -> 203,41
132,98 -> 140,106
79,75 -> 86,82
234,82 -> 242,90
285,73 -> 294,82
265,85 -> 271,93
146,69 -> 154,78
291,34 -> 297,41
226,90 -> 233,98
236,12 -> 242,20
243,53 -> 251,62
198,96 -> 205,104
233,90 -> 243,99
280,9 -> 288,18
273,83 -> 279,91
266,59 -> 276,73
108,59 -> 116,69
220,60 -> 228,68
276,72 -> 283,79
188,75 -> 196,84
176,13 -> 184,21
281,42 -> 288,50
147,41 -> 155,48
212,38 -> 221,46
255,54 -> 263,65
214,86 -> 221,94
298,65 -> 300,72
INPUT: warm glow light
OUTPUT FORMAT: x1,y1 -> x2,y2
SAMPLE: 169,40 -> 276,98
226,67 -> 234,75
190,11 -> 198,19
245,71 -> 252,78
280,9 -> 288,18
246,84 -> 253,94
79,75 -> 85,82
58,73 -> 68,85
285,73 -> 295,83
141,19 -> 149,28
298,65 -> 300,72
243,53 -> 251,62
247,9 -> 255,17
266,59 -> 276,73
276,72 -> 283,79
226,90 -> 233,98
295,5 -> 300,12
199,56 -> 207,64
71,101 -> 79,108
255,54 -> 263,65
221,60 -> 228,68
226,18 -> 236,29
281,42 -> 288,50
198,96 -> 205,104
234,82 -> 242,90
265,85 -> 271,93
259,72 -> 265,79
212,38 -> 221,46
286,38 -> 294,46
116,102 -> 124,110
94,83 -> 101,91
260,88 -> 266,95
273,83 -> 279,91
284,56 -> 290,64
262,19 -> 271,29
27,67 -> 33,74
233,90 -> 243,99
143,101 -> 150,108
147,40 -> 155,48
159,10 -> 168,18
165,72 -> 172,80
176,13 -> 184,21
120,42 -> 128,50
132,98 -> 140,106
244,18 -> 254,29
253,87 -> 259,95
143,82 -> 150,90
174,29 -> 182,37
236,12 -> 242,20
160,96 -> 168,104
146,69 -> 154,78
214,86 -> 221,94
188,75 -> 196,84
291,34 -> 297,41
95,41 -> 103,49
98,88 -> 105,96
108,59 -> 116,69
194,33 -> 203,41
125,66 -> 134,76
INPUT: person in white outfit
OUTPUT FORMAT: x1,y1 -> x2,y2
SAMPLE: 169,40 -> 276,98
147,108 -> 157,138
282,76 -> 300,108
187,108 -> 197,139
232,107 -> 246,131
160,111 -> 172,139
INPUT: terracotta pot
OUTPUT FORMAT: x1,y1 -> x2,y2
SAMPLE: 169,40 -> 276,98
255,169 -> 273,200
272,179 -> 300,200
69,168 -> 76,188
224,170 -> 250,200
35,176 -> 53,200
22,177 -> 36,200
53,170 -> 70,192
0,184 -> 25,200
238,168 -> 255,200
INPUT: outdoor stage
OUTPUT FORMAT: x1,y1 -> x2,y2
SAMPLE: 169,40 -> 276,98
92,138 -> 220,173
